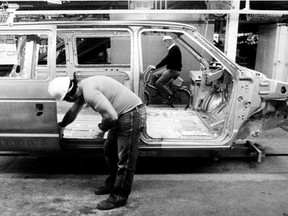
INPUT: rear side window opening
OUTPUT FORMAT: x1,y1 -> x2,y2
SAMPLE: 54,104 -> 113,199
0,33 -> 50,80
74,33 -> 131,67
37,36 -> 67,66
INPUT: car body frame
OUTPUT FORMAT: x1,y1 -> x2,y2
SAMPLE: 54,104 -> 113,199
0,20 -> 287,157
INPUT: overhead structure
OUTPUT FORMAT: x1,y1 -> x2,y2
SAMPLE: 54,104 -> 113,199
1,0 -> 288,61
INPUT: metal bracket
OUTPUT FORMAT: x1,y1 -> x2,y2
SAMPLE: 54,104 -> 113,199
246,140 -> 265,163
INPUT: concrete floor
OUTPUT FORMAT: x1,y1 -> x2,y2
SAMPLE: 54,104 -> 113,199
0,128 -> 288,216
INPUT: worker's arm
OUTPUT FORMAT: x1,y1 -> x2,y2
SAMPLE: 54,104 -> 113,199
95,99 -> 118,132
90,99 -> 118,139
58,100 -> 84,128
83,87 -> 118,137
156,55 -> 168,69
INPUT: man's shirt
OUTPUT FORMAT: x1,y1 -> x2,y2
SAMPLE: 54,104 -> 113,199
156,44 -> 182,71
78,76 -> 142,116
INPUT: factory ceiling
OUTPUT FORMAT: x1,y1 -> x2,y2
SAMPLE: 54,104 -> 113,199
3,1 -> 288,11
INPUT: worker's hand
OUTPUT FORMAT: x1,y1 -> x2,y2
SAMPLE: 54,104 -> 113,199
92,126 -> 106,139
58,123 -> 65,138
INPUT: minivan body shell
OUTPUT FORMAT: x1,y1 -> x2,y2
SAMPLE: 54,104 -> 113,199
0,21 -> 287,156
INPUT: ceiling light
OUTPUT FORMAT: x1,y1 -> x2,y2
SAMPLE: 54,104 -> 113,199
47,0 -> 62,4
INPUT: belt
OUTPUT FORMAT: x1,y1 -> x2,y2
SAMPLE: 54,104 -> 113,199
120,103 -> 145,117
132,103 -> 145,112
131,103 -> 145,111
136,103 -> 145,109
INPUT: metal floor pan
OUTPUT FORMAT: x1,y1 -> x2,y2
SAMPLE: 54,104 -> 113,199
146,106 -> 214,139
58,105 -> 214,140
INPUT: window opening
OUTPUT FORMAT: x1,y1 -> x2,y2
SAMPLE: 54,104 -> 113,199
0,33 -> 49,80
38,36 -> 66,65
75,35 -> 130,66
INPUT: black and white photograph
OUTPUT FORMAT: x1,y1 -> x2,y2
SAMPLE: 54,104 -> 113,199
0,0 -> 288,215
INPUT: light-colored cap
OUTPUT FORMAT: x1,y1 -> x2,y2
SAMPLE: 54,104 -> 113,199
162,35 -> 173,41
48,76 -> 72,101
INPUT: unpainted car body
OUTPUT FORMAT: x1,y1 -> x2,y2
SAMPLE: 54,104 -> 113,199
0,20 -> 287,156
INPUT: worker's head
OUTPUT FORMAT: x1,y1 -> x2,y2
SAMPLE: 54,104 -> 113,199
162,35 -> 173,48
48,77 -> 77,102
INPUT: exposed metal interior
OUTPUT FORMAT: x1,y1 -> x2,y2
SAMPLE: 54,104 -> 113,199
59,105 -> 223,141
146,106 -> 215,139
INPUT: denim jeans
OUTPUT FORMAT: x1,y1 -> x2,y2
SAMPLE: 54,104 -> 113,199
152,68 -> 180,98
103,104 -> 147,204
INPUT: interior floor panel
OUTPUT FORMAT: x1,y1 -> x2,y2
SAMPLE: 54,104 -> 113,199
58,105 -> 214,140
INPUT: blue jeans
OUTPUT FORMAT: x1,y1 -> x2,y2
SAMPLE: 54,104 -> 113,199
103,104 -> 147,204
152,68 -> 180,98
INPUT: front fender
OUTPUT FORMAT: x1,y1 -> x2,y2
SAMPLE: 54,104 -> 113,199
236,100 -> 288,140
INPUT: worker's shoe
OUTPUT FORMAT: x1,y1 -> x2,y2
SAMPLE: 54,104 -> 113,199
167,95 -> 175,105
162,96 -> 173,104
94,186 -> 111,195
96,199 -> 127,210
95,175 -> 115,195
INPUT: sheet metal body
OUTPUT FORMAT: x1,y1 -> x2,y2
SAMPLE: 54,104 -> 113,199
0,20 -> 287,156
